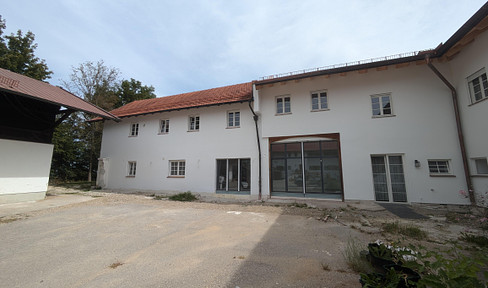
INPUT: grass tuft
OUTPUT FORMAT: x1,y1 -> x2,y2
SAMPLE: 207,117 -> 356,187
382,221 -> 427,240
168,192 -> 198,202
460,232 -> 488,248
342,237 -> 371,273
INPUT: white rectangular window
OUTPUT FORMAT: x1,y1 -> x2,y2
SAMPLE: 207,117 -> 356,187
159,119 -> 170,134
428,160 -> 451,175
169,160 -> 186,176
311,90 -> 328,111
228,111 -> 240,128
127,161 -> 137,176
468,69 -> 488,103
276,96 -> 291,114
371,93 -> 393,117
474,158 -> 488,174
130,123 -> 139,136
189,116 -> 200,131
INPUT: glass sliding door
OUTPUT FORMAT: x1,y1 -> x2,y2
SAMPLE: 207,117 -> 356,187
270,139 -> 343,199
216,159 -> 251,194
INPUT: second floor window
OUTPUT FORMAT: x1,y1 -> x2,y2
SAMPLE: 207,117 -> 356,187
130,123 -> 139,136
276,96 -> 291,114
228,111 -> 240,128
189,116 -> 200,131
159,119 -> 170,134
468,69 -> 488,103
371,93 -> 392,117
311,91 -> 328,111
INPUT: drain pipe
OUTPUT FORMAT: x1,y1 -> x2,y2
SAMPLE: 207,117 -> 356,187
248,100 -> 262,200
426,55 -> 475,205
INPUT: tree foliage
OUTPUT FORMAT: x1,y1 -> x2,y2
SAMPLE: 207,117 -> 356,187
0,15 -> 52,81
116,78 -> 156,108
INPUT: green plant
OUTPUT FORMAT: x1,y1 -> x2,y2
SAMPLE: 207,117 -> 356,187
153,195 -> 168,200
288,202 -> 308,208
382,221 -> 427,240
168,192 -> 198,202
342,237 -> 372,273
460,232 -> 488,248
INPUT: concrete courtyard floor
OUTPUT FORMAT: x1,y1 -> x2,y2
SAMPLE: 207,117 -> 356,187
0,188 -> 479,288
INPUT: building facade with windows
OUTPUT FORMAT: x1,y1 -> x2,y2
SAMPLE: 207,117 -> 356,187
97,4 -> 487,205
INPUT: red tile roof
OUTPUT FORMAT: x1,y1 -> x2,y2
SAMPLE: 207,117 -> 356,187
107,82 -> 253,118
0,68 -> 118,120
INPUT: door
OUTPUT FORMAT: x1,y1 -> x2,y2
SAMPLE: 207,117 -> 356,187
371,155 -> 407,202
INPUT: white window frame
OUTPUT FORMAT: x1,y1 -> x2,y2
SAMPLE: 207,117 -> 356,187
427,159 -> 452,176
227,111 -> 240,128
127,161 -> 137,177
169,160 -> 186,177
276,95 -> 291,115
371,93 -> 394,117
473,158 -> 488,175
129,123 -> 139,137
188,115 -> 200,131
311,90 -> 328,111
159,119 -> 170,134
467,68 -> 488,104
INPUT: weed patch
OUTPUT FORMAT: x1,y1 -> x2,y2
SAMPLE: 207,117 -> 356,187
342,237 -> 371,273
168,192 -> 198,202
460,232 -> 488,248
382,221 -> 427,240
108,262 -> 124,269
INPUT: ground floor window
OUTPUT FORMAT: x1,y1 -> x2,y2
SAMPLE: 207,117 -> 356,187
169,160 -> 185,177
371,155 -> 407,202
270,137 -> 343,199
216,158 -> 250,193
127,161 -> 137,177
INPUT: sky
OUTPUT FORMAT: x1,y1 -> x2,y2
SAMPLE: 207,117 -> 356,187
1,0 -> 487,97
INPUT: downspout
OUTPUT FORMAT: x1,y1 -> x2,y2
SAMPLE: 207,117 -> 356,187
248,100 -> 262,200
426,55 -> 475,205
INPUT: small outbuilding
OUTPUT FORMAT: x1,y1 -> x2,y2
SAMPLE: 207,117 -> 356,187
0,68 -> 118,204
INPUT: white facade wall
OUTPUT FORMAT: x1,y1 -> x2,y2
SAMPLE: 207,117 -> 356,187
0,139 -> 53,203
256,64 -> 470,204
447,30 -> 488,201
99,102 -> 259,196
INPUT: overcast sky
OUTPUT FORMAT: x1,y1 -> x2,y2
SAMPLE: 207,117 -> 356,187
1,1 -> 486,97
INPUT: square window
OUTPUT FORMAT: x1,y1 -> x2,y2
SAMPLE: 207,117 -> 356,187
311,91 -> 328,111
228,111 -> 240,128
169,160 -> 186,176
159,119 -> 170,134
189,116 -> 200,131
127,161 -> 137,176
467,69 -> 488,103
475,158 -> 488,174
276,96 -> 291,114
428,160 -> 451,175
371,93 -> 393,117
130,123 -> 139,136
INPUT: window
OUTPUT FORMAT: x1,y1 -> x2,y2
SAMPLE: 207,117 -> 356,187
127,161 -> 137,177
189,116 -> 200,131
159,119 -> 170,134
428,160 -> 451,175
276,96 -> 291,114
474,158 -> 488,174
311,90 -> 328,111
227,111 -> 240,128
130,123 -> 139,136
468,69 -> 488,103
216,158 -> 250,193
371,93 -> 393,117
169,160 -> 185,177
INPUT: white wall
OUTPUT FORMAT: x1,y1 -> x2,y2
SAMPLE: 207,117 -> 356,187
257,64 -> 470,204
447,29 -> 488,203
99,102 -> 259,196
0,139 -> 53,203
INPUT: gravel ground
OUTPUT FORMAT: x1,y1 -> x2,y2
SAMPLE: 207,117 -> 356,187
0,187 -> 484,288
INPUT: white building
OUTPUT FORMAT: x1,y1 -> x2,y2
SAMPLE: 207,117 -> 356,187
98,4 -> 487,205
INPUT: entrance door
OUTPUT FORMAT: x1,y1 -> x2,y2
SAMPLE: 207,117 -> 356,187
371,155 -> 407,202
270,139 -> 342,199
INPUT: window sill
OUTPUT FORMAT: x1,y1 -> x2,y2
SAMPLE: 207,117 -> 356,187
472,174 -> 488,177
167,175 -> 185,178
429,174 -> 455,177
187,130 -> 199,132
128,135 -> 138,137
158,132 -> 169,135
468,96 -> 488,106
126,175 -> 135,178
372,114 -> 396,119
275,112 -> 292,116
311,108 -> 330,112
226,126 -> 240,129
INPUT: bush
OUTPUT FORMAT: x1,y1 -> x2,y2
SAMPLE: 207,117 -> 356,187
168,192 -> 198,202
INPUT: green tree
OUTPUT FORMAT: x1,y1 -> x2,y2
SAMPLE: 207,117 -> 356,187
115,78 -> 156,108
0,15 -> 52,81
